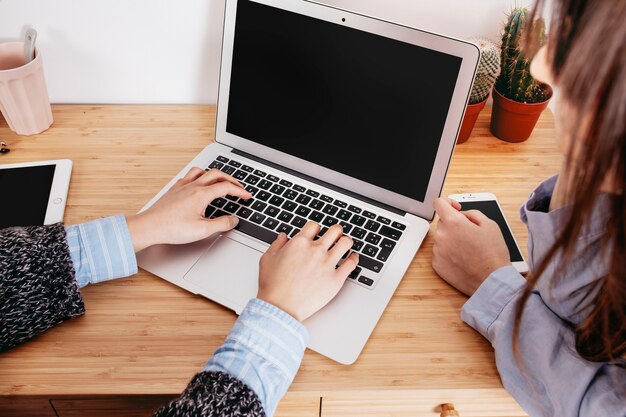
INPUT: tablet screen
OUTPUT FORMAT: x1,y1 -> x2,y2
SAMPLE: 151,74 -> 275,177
0,165 -> 56,228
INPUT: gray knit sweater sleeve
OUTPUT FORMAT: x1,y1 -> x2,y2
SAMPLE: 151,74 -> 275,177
0,223 -> 85,350
0,224 -> 266,417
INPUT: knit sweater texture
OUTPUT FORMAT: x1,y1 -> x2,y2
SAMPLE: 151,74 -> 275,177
0,223 -> 265,417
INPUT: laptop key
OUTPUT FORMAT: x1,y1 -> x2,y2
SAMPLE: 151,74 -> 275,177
322,205 -> 338,216
233,170 -> 247,181
319,227 -> 329,236
320,194 -> 333,203
282,201 -> 297,212
337,209 -> 351,221
236,207 -> 253,219
348,266 -> 361,279
221,165 -> 236,175
377,238 -> 396,262
216,155 -> 229,163
350,215 -> 366,226
296,194 -> 311,205
363,210 -> 376,219
364,220 -> 380,232
235,217 -> 278,244
257,191 -> 271,201
392,221 -> 406,231
379,225 -> 402,241
254,169 -> 266,177
276,223 -> 293,235
365,232 -> 381,245
269,195 -> 285,207
241,165 -> 254,173
339,222 -> 352,234
306,189 -> 320,198
204,206 -> 216,218
347,205 -> 362,214
291,216 -> 307,228
358,255 -> 384,273
245,185 -> 259,196
358,276 -> 374,286
226,194 -> 239,201
228,160 -> 242,168
212,197 -> 228,208
310,199 -> 324,210
351,239 -> 364,251
293,184 -> 306,193
283,189 -> 298,200
224,202 -> 239,213
258,179 -> 272,190
279,179 -> 293,187
244,174 -> 260,185
208,161 -> 223,170
295,206 -> 311,217
333,200 -> 347,208
263,218 -> 279,230
250,212 -> 266,224
265,206 -> 280,217
290,228 -> 301,238
267,174 -> 280,182
251,200 -> 267,212
376,215 -> 391,225
213,209 -> 228,218
350,227 -> 366,239
309,210 -> 324,222
363,244 -> 379,258
322,216 -> 339,227
239,198 -> 253,207
270,184 -> 285,195
278,211 -> 294,222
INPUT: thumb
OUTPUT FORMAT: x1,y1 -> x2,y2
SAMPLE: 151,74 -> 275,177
434,197 -> 463,222
204,215 -> 240,235
461,209 -> 489,226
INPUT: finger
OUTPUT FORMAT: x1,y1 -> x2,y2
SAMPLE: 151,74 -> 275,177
317,224 -> 344,249
265,232 -> 289,255
433,197 -> 465,222
447,197 -> 462,211
299,221 -> 321,240
206,181 -> 252,202
196,168 -> 243,188
461,209 -> 489,226
335,252 -> 359,278
181,167 -> 207,183
328,235 -> 354,263
204,215 -> 239,235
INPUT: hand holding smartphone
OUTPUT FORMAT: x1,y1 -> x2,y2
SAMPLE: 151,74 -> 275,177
448,193 -> 529,274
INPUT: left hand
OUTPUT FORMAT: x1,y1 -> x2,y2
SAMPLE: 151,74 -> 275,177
432,197 -> 510,296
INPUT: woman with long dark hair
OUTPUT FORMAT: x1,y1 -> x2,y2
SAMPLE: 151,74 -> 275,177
433,0 -> 625,415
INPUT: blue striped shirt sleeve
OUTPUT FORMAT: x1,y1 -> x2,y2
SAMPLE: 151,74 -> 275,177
204,298 -> 309,417
65,215 -> 138,288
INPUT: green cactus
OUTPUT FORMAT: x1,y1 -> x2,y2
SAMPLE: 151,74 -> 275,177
495,8 -> 550,103
469,38 -> 500,104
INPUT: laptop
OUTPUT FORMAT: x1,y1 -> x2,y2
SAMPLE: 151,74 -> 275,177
137,0 -> 479,364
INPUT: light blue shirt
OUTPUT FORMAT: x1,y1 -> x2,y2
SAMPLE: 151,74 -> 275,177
65,215 -> 307,416
462,176 -> 625,417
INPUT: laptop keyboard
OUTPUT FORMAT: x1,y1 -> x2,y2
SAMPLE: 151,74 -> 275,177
203,155 -> 406,289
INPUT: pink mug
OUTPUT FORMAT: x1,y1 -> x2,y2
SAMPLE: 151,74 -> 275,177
0,42 -> 53,136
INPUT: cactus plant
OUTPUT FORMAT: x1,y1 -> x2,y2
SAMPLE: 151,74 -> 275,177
494,8 -> 550,104
469,38 -> 500,105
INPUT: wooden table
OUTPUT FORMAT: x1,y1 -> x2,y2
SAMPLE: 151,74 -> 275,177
0,105 -> 559,417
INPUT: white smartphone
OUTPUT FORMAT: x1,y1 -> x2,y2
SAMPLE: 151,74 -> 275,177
448,192 -> 529,274
0,159 -> 73,229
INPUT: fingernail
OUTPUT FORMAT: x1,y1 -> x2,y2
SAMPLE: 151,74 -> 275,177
231,216 -> 239,226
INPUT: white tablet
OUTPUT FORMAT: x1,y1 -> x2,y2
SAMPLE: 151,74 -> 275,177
0,159 -> 72,229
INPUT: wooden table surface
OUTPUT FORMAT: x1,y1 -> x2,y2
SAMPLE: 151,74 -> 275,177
0,105 -> 559,415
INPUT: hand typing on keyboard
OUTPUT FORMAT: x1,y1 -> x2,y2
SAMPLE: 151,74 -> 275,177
257,222 -> 359,322
126,167 -> 251,252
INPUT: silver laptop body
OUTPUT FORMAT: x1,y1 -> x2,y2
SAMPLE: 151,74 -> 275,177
138,0 -> 479,364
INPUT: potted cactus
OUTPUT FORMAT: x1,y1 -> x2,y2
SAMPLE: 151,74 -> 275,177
457,38 -> 500,144
490,8 -> 552,143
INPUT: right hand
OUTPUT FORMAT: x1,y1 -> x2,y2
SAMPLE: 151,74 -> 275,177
257,222 -> 359,322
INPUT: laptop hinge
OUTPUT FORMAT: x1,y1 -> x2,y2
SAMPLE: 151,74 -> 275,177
231,149 -> 407,216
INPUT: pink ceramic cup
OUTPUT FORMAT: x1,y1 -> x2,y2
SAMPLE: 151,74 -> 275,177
0,42 -> 53,135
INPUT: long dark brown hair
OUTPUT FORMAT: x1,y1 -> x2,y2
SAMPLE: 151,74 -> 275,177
514,0 -> 626,362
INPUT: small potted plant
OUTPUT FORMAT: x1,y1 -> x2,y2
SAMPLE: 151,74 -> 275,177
490,7 -> 552,143
457,38 -> 500,144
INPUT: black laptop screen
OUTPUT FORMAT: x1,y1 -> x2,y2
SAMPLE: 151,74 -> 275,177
226,0 -> 462,202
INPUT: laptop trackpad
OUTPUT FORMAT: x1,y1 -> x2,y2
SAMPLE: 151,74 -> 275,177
184,235 -> 262,314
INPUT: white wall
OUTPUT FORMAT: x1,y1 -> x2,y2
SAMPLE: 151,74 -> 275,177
0,0 -> 532,104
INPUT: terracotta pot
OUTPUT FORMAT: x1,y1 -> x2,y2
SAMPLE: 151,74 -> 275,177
490,85 -> 552,143
457,96 -> 488,144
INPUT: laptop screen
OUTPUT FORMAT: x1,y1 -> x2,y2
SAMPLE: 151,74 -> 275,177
226,0 -> 462,202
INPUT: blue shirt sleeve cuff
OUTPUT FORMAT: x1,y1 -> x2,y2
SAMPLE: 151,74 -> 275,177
461,266 -> 526,341
65,214 -> 138,288
204,298 -> 309,416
